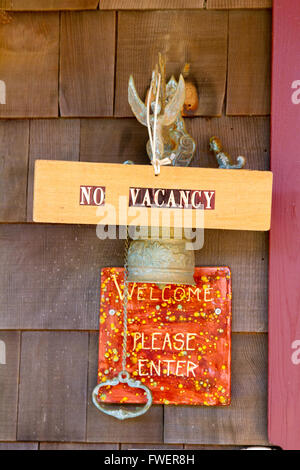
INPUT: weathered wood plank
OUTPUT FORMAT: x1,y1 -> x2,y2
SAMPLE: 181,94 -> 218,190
87,332 -> 164,443
188,116 -> 270,171
184,444 -> 245,451
184,444 -> 243,449
207,0 -> 272,8
121,444 -> 183,449
60,11 -> 115,117
100,0 -> 204,8
17,331 -> 89,441
115,10 -> 228,117
227,10 -> 271,115
0,331 -> 20,441
80,118 -> 149,165
0,120 -> 29,222
0,442 -> 38,450
269,0 -> 300,450
0,224 -> 124,330
197,230 -> 268,333
80,116 -> 270,169
0,0 -> 99,9
27,119 -> 80,221
40,442 -> 119,449
0,12 -> 59,117
164,334 -> 269,445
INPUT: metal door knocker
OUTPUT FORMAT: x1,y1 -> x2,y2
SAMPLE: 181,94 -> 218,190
92,371 -> 152,420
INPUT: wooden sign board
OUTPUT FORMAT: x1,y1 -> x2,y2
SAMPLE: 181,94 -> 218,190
269,0 -> 300,450
33,160 -> 273,231
97,267 -> 231,406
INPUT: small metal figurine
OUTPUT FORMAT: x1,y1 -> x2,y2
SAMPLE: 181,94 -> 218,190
209,136 -> 246,169
128,54 -> 196,167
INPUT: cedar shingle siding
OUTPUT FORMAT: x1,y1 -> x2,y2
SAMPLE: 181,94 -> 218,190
0,2 -> 271,448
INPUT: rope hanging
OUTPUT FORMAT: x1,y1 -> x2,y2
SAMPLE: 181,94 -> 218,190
146,72 -> 173,175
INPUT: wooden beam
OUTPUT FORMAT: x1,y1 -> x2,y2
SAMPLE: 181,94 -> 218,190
269,0 -> 300,450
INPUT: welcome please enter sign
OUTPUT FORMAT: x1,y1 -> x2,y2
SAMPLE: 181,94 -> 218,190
96,267 -> 231,406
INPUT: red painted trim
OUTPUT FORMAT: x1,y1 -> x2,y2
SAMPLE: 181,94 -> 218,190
269,0 -> 300,450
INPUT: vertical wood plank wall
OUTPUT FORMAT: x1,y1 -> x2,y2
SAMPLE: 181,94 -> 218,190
269,0 -> 300,451
0,1 -> 272,449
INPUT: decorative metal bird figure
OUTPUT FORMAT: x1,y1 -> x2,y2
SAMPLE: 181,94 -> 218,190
128,55 -> 196,167
209,136 -> 246,169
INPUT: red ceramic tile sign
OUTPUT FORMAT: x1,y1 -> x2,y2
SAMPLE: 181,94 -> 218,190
97,267 -> 231,406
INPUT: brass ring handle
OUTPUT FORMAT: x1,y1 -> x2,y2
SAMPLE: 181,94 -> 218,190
92,371 -> 153,421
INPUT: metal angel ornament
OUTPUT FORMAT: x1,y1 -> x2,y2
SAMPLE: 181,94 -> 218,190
128,54 -> 196,171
